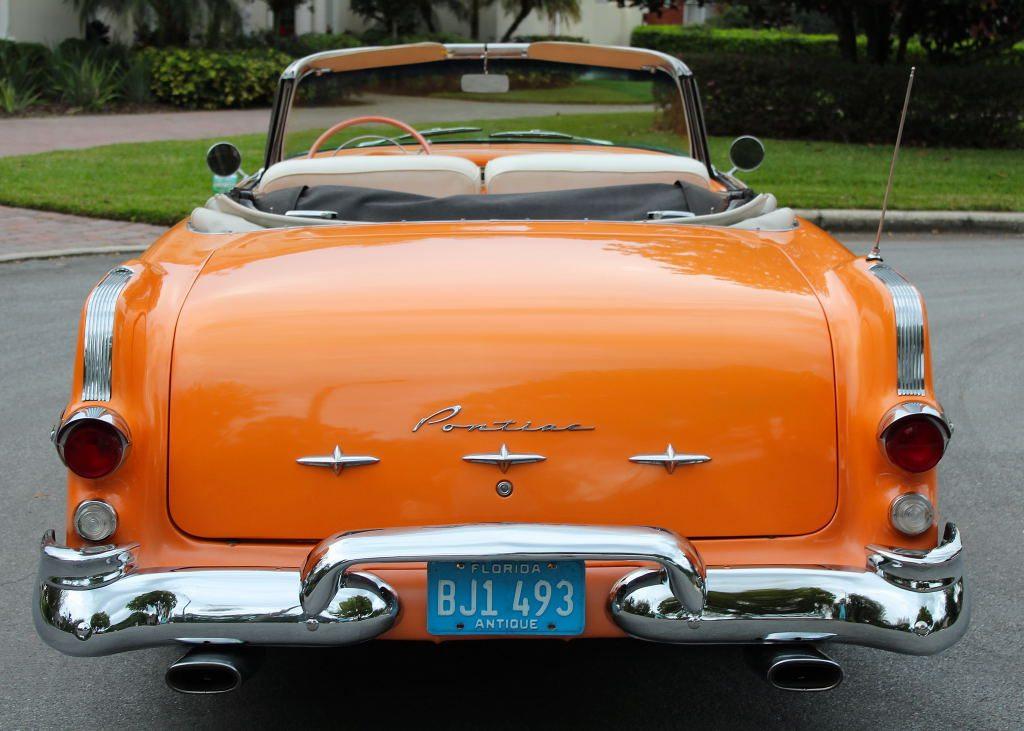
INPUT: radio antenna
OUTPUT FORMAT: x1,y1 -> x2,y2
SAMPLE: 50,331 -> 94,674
868,66 -> 916,262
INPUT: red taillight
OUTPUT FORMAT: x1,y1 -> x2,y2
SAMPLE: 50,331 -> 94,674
61,420 -> 125,478
882,414 -> 947,473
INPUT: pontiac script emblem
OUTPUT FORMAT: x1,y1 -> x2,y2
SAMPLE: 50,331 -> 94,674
412,405 -> 595,433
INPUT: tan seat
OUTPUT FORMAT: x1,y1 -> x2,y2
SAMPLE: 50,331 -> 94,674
258,155 -> 481,196
484,153 -> 711,195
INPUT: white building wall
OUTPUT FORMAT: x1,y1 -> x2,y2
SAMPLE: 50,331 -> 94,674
481,1 -> 642,45
3,0 -> 80,44
0,0 -> 645,47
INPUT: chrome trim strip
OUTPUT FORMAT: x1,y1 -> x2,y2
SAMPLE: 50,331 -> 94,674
296,444 -> 380,475
34,522 -> 968,658
81,266 -> 133,401
870,264 -> 926,395
629,444 -> 711,474
300,524 -> 707,617
462,444 -> 546,473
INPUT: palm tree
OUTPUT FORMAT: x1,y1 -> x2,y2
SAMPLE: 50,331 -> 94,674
461,0 -> 497,39
67,0 -> 240,46
500,0 -> 581,43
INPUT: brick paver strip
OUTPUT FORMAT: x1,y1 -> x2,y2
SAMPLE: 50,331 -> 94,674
0,205 -> 165,260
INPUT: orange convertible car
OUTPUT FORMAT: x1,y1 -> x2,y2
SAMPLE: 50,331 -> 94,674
36,42 -> 967,693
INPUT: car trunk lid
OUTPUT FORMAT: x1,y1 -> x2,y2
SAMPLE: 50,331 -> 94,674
168,224 -> 837,540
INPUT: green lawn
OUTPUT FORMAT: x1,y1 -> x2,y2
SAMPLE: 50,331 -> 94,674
431,79 -> 655,105
0,111 -> 1019,226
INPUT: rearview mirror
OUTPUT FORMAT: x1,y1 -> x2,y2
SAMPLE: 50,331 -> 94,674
460,73 -> 510,94
206,141 -> 242,177
727,135 -> 765,174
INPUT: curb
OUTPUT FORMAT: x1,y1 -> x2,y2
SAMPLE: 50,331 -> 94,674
0,244 -> 149,264
796,209 -> 1024,233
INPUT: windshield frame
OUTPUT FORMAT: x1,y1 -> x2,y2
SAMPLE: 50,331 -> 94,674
261,42 -> 713,180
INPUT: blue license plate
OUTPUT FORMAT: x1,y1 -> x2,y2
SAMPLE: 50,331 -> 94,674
427,560 -> 585,636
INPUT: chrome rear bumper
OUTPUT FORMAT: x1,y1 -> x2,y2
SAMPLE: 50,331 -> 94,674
34,523 -> 968,658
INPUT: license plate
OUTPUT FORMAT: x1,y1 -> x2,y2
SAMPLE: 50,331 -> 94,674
427,560 -> 585,636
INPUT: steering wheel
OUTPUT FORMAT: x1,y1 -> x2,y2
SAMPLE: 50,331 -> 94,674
307,116 -> 430,158
333,135 -> 408,155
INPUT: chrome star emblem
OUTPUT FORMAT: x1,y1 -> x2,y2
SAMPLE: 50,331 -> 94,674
296,445 -> 380,475
629,444 -> 711,474
462,443 -> 546,473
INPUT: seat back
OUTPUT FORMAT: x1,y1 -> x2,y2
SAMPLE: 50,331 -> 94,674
484,152 -> 711,195
258,155 -> 481,196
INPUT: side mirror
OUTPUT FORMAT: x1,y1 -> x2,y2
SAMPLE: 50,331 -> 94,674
460,73 -> 510,94
727,135 -> 765,174
206,141 -> 242,177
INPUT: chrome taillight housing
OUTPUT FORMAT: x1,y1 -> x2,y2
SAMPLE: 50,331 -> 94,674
53,407 -> 130,479
878,403 -> 951,474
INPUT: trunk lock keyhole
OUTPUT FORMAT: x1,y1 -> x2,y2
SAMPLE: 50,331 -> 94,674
496,480 -> 513,498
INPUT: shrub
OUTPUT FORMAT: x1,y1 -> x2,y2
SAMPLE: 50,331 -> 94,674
51,52 -> 122,110
120,56 -> 153,105
632,25 -> 853,57
357,29 -> 471,46
0,42 -> 45,113
286,32 -> 363,56
512,35 -> 587,43
146,48 -> 293,109
0,39 -> 51,74
237,30 -> 363,57
0,79 -> 40,114
633,24 -> 1024,65
55,37 -> 132,67
683,53 -> 1024,148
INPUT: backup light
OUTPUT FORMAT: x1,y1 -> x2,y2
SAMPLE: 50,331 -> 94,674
890,493 -> 934,536
74,500 -> 118,542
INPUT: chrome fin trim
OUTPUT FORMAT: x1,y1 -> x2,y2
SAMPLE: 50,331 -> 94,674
81,266 -> 133,402
870,264 -> 925,395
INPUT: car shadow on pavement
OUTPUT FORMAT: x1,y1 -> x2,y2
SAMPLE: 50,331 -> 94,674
181,640 -> 852,728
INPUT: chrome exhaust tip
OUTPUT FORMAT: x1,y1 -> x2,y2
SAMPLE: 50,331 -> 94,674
166,647 -> 257,694
750,645 -> 844,692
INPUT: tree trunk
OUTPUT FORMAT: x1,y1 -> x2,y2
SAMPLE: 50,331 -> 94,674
858,2 -> 894,64
833,5 -> 858,63
501,1 -> 535,43
420,3 -> 437,32
471,0 -> 480,39
896,0 -> 920,63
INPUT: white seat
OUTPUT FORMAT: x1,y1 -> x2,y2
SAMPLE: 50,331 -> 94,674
484,153 -> 711,195
258,155 -> 481,196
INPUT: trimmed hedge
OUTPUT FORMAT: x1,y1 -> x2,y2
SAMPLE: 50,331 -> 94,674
684,53 -> 1024,148
633,25 -> 851,57
145,47 -> 293,109
633,24 -> 1024,64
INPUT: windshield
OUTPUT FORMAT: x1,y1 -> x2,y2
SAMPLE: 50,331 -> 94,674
281,58 -> 691,159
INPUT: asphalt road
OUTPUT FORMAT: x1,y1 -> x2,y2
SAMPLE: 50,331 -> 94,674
1,233 -> 1022,729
